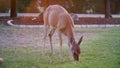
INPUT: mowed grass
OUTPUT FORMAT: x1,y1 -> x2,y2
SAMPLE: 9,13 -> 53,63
0,24 -> 120,68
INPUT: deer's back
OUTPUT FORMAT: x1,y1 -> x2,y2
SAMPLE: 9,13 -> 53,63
44,5 -> 74,33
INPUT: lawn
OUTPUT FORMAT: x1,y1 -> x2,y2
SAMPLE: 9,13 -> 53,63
0,24 -> 120,68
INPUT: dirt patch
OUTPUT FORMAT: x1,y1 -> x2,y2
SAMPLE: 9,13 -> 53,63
1,16 -> 120,25
76,18 -> 120,25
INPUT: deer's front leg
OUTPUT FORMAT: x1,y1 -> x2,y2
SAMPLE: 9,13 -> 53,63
48,28 -> 55,55
58,32 -> 62,58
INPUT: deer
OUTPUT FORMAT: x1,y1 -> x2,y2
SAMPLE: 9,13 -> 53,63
43,5 -> 83,61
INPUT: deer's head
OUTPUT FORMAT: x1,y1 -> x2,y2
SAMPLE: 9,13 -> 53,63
69,36 -> 83,61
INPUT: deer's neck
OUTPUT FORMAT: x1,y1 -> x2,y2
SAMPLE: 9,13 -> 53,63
68,36 -> 76,48
67,28 -> 75,45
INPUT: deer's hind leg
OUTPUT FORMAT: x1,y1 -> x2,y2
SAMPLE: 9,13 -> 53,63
48,28 -> 56,55
43,25 -> 49,56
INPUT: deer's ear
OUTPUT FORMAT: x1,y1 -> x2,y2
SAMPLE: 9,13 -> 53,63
78,35 -> 83,46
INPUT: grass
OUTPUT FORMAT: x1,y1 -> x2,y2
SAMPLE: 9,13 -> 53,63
0,24 -> 120,68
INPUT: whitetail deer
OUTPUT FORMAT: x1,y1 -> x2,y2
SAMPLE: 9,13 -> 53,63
43,5 -> 83,61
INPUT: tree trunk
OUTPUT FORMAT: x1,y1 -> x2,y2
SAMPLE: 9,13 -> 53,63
104,0 -> 111,18
10,0 -> 17,18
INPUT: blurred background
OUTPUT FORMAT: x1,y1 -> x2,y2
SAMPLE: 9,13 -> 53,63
0,0 -> 120,14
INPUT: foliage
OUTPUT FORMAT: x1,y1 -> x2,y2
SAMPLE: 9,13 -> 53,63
0,0 -> 120,14
0,0 -> 10,13
17,0 -> 38,13
110,0 -> 120,14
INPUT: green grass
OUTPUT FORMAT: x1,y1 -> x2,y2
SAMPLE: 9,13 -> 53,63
0,25 -> 120,68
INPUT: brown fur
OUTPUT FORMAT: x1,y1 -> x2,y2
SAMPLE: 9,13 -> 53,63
43,5 -> 83,61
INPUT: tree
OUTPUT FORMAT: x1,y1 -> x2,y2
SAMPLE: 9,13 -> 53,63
104,0 -> 111,18
10,0 -> 17,18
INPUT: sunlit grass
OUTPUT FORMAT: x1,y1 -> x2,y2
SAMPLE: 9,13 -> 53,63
0,25 -> 120,68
